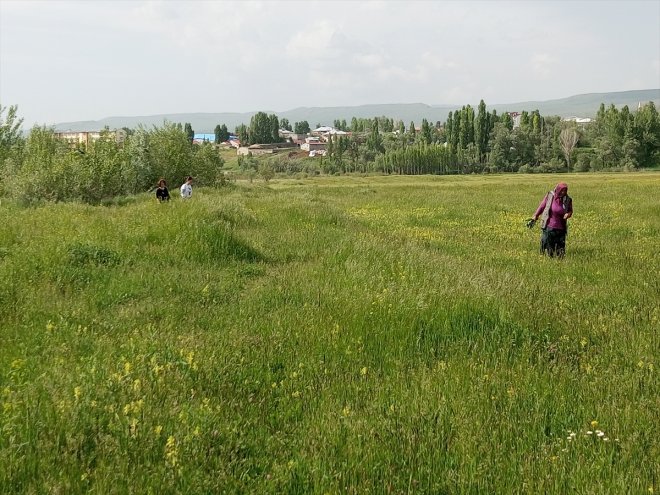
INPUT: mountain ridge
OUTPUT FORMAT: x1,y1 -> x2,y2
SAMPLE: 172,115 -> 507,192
53,89 -> 660,133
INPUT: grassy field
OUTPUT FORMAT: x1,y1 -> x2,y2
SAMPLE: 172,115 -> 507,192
0,173 -> 658,494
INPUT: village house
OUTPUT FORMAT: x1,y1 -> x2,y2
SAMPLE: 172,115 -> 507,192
237,142 -> 298,156
300,136 -> 326,152
563,116 -> 593,125
278,129 -> 307,144
310,126 -> 349,142
54,129 -> 127,148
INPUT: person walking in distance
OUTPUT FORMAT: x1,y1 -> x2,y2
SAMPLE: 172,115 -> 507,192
155,178 -> 170,202
529,182 -> 573,258
180,176 -> 193,199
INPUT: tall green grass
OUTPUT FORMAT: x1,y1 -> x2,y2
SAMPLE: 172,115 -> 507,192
0,173 -> 658,493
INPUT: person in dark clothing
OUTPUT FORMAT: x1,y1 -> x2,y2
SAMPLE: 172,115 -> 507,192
531,182 -> 573,258
156,179 -> 170,202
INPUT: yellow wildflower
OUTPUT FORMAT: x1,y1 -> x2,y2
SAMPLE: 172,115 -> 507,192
129,418 -> 139,438
165,436 -> 178,468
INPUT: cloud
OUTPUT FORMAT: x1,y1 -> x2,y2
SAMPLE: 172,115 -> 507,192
531,53 -> 559,79
2,0 -> 659,125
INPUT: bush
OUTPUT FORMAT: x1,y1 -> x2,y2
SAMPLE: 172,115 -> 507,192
258,162 -> 275,182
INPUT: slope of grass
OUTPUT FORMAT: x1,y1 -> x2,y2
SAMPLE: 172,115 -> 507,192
0,173 -> 658,493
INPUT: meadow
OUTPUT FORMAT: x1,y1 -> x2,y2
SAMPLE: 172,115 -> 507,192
0,173 -> 658,494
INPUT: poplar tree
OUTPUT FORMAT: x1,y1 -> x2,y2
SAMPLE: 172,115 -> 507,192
445,111 -> 453,149
475,100 -> 488,162
367,119 -> 384,153
184,123 -> 194,144
269,113 -> 280,143
420,118 -> 433,145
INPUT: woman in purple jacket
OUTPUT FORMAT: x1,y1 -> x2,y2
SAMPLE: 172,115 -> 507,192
531,182 -> 573,258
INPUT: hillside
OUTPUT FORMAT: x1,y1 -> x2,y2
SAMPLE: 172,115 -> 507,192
52,89 -> 660,133
1,174 -> 658,492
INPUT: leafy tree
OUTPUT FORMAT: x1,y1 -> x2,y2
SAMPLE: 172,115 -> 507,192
420,118 -> 433,145
475,100 -> 489,163
236,124 -> 249,145
0,104 -> 23,164
192,142 -> 225,185
445,112 -> 454,150
634,102 -> 659,166
122,127 -> 152,192
408,121 -> 416,145
80,127 -> 125,202
458,105 -> 475,150
488,122 -> 513,171
247,112 -> 272,145
8,126 -> 66,203
450,112 -> 460,149
220,124 -> 229,142
269,113 -> 280,143
280,118 -> 292,131
150,121 -> 195,185
559,126 -> 579,171
366,119 -> 384,154
0,104 -> 23,156
184,123 -> 194,144
259,161 -> 275,182
294,121 -> 310,134
0,104 -> 25,191
501,112 -> 514,131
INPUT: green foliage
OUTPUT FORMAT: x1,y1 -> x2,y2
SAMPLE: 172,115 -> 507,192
184,122 -> 194,144
280,118 -> 292,132
4,119 -> 225,204
420,118 -> 434,145
366,119 -> 384,154
214,124 -> 229,144
68,242 -> 121,267
192,142 -> 225,186
236,124 -> 249,145
294,120 -> 310,134
258,161 -> 275,182
238,153 -> 258,172
147,121 -> 195,187
0,104 -> 24,167
0,175 -> 657,493
375,143 -> 457,174
3,98 -> 659,206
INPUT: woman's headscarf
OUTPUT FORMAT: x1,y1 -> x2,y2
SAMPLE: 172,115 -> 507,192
553,182 -> 568,200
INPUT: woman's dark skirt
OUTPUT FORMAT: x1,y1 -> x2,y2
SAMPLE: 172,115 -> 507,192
540,228 -> 566,258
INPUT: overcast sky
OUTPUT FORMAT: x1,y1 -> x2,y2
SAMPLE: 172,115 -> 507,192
1,0 -> 659,128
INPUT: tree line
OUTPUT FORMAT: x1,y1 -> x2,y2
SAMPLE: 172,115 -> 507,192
319,100 -> 659,174
0,108 -> 224,204
1,99 -> 658,203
